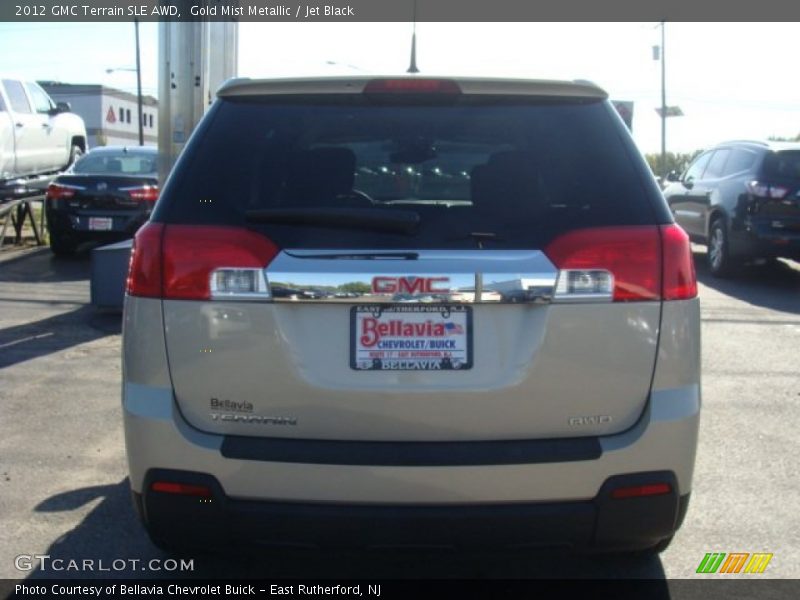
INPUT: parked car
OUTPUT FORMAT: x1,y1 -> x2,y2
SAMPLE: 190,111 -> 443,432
123,76 -> 700,554
663,140 -> 800,276
447,288 -> 502,303
0,78 -> 87,194
44,146 -> 158,255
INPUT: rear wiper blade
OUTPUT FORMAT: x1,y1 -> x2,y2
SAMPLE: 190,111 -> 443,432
245,207 -> 420,235
286,251 -> 420,260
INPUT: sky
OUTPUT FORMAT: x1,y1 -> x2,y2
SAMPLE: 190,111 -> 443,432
0,21 -> 798,155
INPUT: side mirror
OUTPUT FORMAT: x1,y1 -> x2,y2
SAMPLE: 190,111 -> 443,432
666,170 -> 680,183
52,101 -> 71,114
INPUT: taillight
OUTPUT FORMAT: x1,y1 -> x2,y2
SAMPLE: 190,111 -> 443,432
163,226 -> 278,300
746,180 -> 789,199
46,183 -> 77,201
544,225 -> 697,302
126,224 -> 279,301
127,222 -> 164,298
364,78 -> 461,94
545,227 -> 661,301
660,224 -> 697,300
121,185 -> 159,202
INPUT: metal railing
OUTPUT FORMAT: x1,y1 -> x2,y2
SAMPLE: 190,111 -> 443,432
0,192 -> 47,250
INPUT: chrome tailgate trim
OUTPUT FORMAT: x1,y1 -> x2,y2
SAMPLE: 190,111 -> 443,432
265,249 -> 558,304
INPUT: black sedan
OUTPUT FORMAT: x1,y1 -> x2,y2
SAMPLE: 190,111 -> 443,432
45,146 -> 158,255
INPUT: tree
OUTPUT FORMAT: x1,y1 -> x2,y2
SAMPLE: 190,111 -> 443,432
645,150 -> 703,177
768,133 -> 800,142
340,282 -> 371,294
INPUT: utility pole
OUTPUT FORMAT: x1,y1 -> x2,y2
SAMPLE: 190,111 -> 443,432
135,18 -> 144,146
158,17 -> 238,184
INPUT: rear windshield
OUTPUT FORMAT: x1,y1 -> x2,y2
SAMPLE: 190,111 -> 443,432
159,96 -> 659,249
762,151 -> 800,181
73,152 -> 156,176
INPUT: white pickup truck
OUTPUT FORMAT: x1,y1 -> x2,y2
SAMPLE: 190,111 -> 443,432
0,78 -> 87,194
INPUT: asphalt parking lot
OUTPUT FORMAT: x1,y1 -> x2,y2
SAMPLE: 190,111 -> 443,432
0,246 -> 798,582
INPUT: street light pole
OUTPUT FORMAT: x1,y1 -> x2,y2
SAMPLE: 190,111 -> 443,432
660,21 -> 666,178
135,18 -> 144,146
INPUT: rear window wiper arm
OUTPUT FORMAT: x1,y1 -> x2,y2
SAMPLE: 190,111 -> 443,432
245,207 -> 420,235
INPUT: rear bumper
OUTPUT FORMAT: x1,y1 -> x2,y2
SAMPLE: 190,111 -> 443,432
134,469 -> 689,551
46,206 -> 149,240
123,381 -> 700,550
732,220 -> 800,259
124,381 -> 700,504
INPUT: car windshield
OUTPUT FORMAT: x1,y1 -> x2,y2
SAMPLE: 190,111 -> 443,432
72,151 -> 156,176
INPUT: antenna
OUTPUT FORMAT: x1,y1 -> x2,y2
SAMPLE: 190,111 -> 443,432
407,0 -> 419,73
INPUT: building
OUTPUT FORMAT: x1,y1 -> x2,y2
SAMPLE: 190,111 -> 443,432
39,82 -> 158,148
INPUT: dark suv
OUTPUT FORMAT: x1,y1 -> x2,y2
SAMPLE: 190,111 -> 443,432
663,140 -> 800,276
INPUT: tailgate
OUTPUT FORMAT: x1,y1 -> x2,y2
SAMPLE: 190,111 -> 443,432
163,249 -> 660,441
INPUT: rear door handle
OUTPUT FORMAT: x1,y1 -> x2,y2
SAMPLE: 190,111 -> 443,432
15,122 -> 24,128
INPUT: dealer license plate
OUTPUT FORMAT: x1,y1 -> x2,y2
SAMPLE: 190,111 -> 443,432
350,304 -> 472,371
88,217 -> 113,231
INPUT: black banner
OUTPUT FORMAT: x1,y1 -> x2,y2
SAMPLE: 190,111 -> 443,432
4,579 -> 800,600
2,0 -> 800,22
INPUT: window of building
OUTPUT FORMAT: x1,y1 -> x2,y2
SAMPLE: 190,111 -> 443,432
149,114 -> 153,128
119,107 -> 124,122
126,109 -> 131,123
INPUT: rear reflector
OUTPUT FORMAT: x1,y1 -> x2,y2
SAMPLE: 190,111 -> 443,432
364,78 -> 461,94
611,482 -> 672,499
545,225 -> 697,302
126,224 -> 279,301
151,481 -> 212,497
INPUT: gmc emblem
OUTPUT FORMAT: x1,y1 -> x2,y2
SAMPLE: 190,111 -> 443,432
371,276 -> 450,295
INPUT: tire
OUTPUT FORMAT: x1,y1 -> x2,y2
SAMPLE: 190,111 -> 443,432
144,527 -> 193,555
144,521 -> 234,556
707,219 -> 736,277
49,231 -> 76,256
642,535 -> 673,555
65,144 -> 83,170
603,536 -> 674,560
